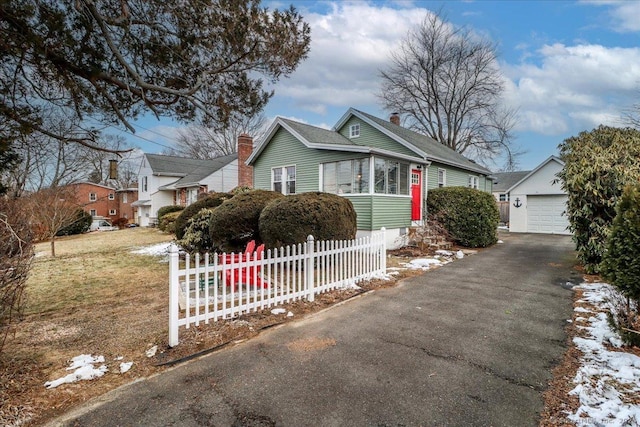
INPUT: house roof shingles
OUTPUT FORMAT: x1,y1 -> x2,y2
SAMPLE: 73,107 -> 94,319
279,118 -> 361,146
492,171 -> 531,193
352,109 -> 492,175
146,153 -> 237,188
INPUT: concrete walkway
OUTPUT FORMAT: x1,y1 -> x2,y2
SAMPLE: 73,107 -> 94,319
54,233 -> 578,427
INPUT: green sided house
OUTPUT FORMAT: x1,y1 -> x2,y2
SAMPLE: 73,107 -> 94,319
246,108 -> 493,248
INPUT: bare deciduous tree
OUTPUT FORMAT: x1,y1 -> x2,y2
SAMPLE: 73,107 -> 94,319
24,186 -> 82,257
378,11 -> 519,169
166,114 -> 267,159
0,199 -> 33,353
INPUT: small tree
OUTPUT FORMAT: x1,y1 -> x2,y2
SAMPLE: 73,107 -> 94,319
25,186 -> 83,256
601,184 -> 640,305
557,126 -> 640,273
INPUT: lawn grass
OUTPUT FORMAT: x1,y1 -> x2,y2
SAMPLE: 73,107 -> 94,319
26,228 -> 172,315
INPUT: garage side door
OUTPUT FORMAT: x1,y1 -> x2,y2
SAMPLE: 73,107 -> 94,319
527,195 -> 570,234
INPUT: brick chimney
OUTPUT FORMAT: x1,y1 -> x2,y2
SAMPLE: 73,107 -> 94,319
237,133 -> 254,188
390,112 -> 400,126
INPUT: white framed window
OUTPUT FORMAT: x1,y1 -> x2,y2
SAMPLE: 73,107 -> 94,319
89,193 -> 97,201
109,209 -> 117,215
90,209 -> 97,216
322,159 -> 370,194
438,169 -> 446,188
499,193 -> 508,202
142,176 -> 148,192
349,123 -> 360,138
272,166 -> 296,194
468,175 -> 479,189
108,193 -> 115,200
122,193 -> 128,203
373,157 -> 410,195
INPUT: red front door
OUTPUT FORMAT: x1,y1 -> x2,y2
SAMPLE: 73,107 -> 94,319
411,169 -> 422,221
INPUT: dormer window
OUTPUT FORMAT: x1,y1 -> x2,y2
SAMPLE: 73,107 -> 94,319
349,123 -> 360,138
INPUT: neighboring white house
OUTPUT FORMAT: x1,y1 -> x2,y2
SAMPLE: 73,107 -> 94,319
506,156 -> 570,235
133,153 -> 239,226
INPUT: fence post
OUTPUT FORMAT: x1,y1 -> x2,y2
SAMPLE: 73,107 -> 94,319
168,243 -> 180,347
306,235 -> 315,302
380,227 -> 387,274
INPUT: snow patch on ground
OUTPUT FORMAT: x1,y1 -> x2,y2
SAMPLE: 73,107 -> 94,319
130,242 -> 173,262
44,355 -> 108,389
568,282 -> 640,425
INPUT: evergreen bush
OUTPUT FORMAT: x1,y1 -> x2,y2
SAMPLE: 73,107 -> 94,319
557,126 -> 640,273
426,187 -> 499,248
174,193 -> 232,240
601,184 -> 640,303
209,190 -> 284,252
157,205 -> 183,222
259,192 -> 357,248
178,208 -> 218,253
56,209 -> 92,236
158,211 -> 181,233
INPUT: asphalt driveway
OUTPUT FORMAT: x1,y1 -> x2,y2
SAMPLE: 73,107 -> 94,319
54,232 -> 578,427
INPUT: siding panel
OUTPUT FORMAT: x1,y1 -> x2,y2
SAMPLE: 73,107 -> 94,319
371,196 -> 412,229
337,117 -> 416,157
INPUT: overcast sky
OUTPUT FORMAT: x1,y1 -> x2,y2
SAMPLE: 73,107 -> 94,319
127,0 -> 640,171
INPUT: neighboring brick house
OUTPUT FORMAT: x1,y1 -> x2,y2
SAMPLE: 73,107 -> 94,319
68,182 -> 138,223
116,187 -> 139,223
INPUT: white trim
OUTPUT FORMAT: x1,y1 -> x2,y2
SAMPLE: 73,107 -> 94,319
272,164 -> 296,195
438,168 -> 446,187
349,123 -> 360,138
505,155 -> 564,193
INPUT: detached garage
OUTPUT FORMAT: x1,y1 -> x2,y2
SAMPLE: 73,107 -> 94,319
507,156 -> 571,235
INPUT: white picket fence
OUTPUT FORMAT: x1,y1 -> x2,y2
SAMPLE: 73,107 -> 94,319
168,229 -> 387,346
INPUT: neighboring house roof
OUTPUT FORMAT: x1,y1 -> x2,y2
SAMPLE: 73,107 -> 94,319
131,199 -> 151,207
505,156 -> 565,193
247,108 -> 492,176
144,153 -> 237,189
492,171 -> 531,193
72,181 -> 117,190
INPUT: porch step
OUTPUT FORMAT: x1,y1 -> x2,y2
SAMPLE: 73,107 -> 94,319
407,225 -> 453,251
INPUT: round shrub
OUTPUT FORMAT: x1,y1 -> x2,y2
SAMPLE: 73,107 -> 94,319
174,193 -> 232,240
259,192 -> 357,249
56,209 -> 92,236
157,205 -> 183,222
158,211 -> 181,233
178,208 -> 218,253
426,187 -> 499,248
209,190 -> 284,252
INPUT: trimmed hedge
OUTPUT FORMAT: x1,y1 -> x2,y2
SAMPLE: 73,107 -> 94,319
174,193 -> 232,239
259,192 -> 357,249
56,209 -> 92,236
209,190 -> 284,252
157,205 -> 183,222
426,187 -> 499,248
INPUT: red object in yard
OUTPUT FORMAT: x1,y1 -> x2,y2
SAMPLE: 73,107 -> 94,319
219,241 -> 268,289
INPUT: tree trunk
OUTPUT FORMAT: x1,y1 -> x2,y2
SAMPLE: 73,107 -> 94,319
50,235 -> 56,257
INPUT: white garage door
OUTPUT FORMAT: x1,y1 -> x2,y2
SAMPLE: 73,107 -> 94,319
527,195 -> 570,234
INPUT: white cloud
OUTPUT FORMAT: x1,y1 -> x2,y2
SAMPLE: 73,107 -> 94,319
587,0 -> 640,32
503,43 -> 640,134
269,2 -> 427,115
